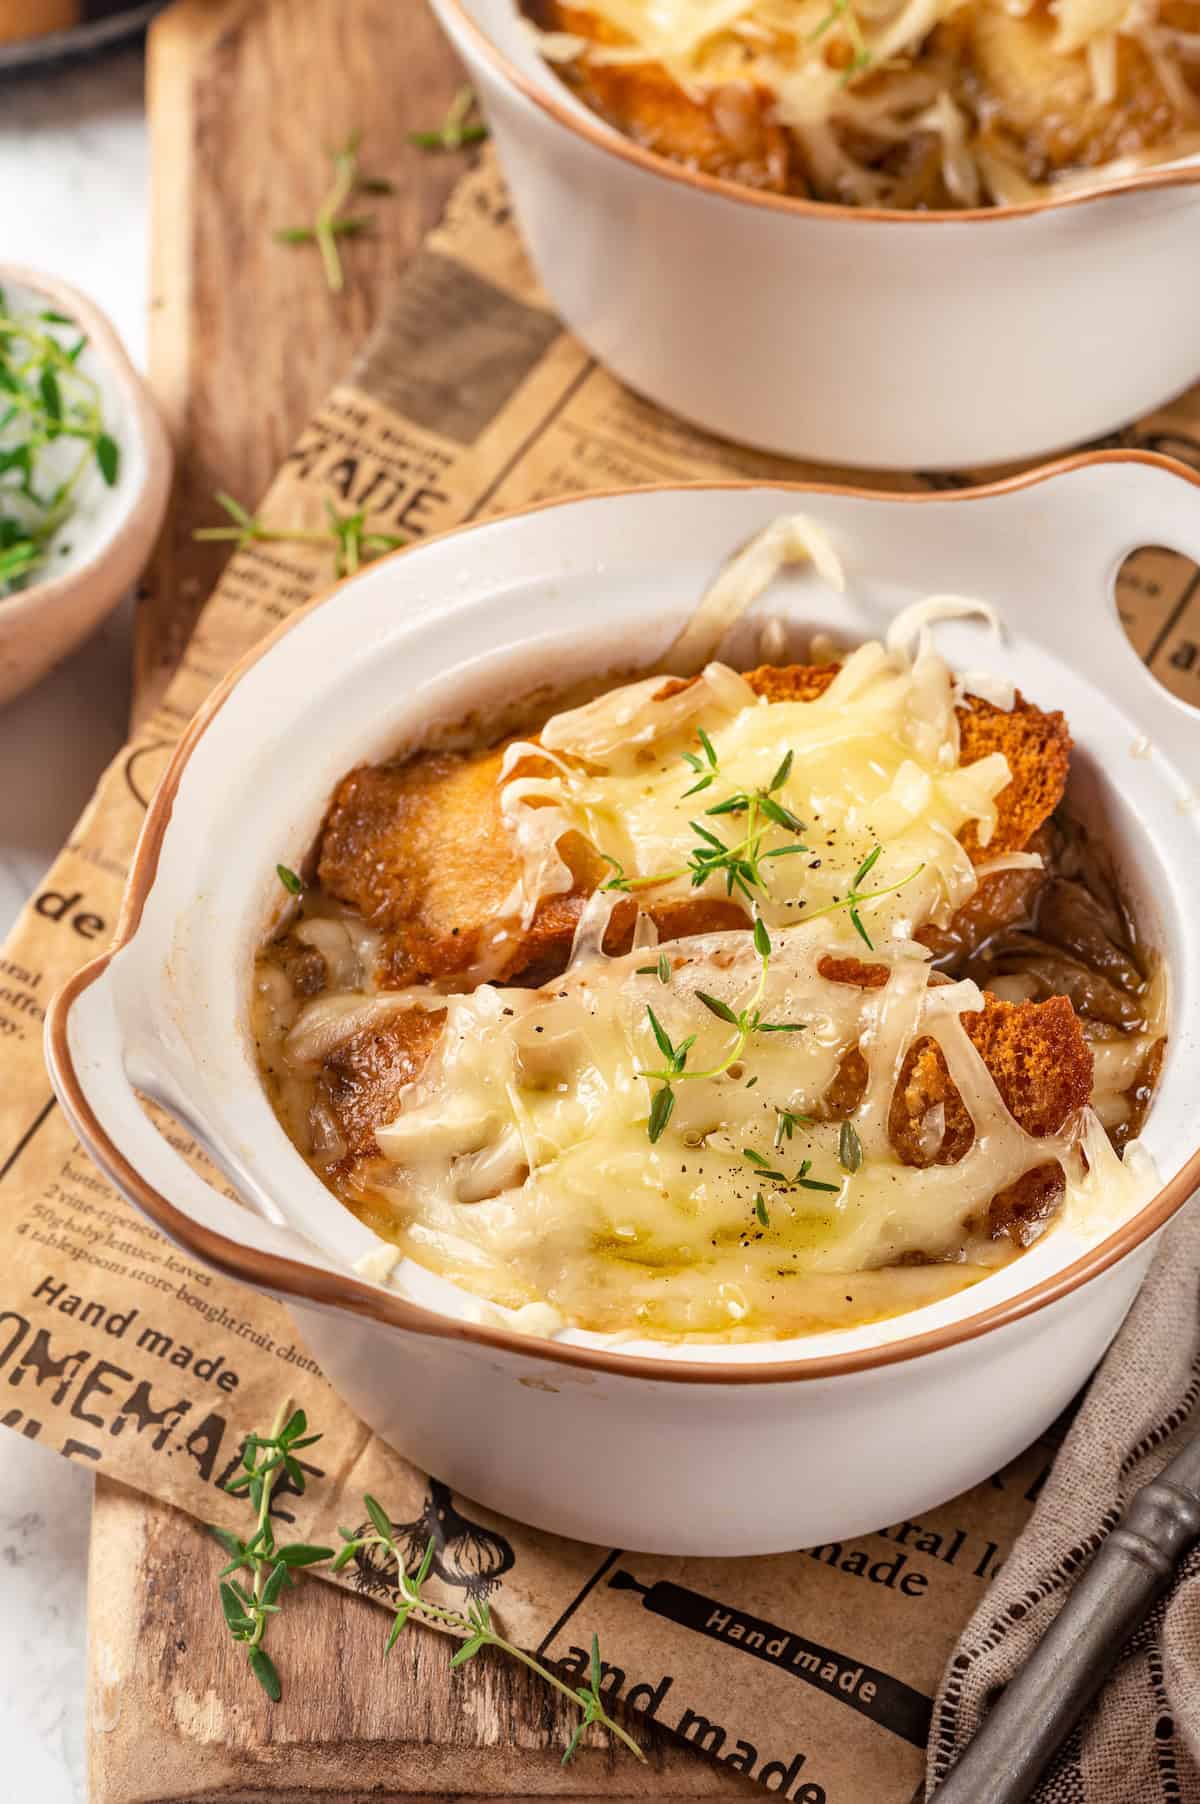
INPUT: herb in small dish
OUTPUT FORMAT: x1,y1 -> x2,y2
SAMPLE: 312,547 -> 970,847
0,291 -> 119,598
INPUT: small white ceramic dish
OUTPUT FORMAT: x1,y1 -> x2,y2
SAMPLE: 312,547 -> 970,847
425,0 -> 1200,471
0,267 -> 171,705
46,453 -> 1200,1555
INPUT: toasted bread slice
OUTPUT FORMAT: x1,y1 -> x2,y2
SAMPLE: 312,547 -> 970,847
317,664 -> 1070,989
320,972 -> 1092,1233
530,0 -> 793,193
817,955 -> 1091,1244
739,664 -> 1071,855
964,0 -> 1187,175
317,1008 -> 447,1173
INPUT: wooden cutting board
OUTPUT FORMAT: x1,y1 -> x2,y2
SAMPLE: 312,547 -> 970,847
89,0 -> 747,1796
133,0 -> 468,721
89,1482 -> 750,1803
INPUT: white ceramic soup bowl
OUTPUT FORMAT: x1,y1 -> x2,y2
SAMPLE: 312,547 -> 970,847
47,454 -> 1200,1556
425,0 -> 1200,472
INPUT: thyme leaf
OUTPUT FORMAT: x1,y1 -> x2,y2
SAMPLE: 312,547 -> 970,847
695,990 -> 739,1025
647,1085 -> 675,1144
275,134 -> 398,293
0,292 -> 119,598
195,491 -> 406,579
211,1415 -> 644,1766
409,87 -> 490,151
774,1107 -> 814,1149
207,1406 -> 333,1696
839,1119 -> 864,1173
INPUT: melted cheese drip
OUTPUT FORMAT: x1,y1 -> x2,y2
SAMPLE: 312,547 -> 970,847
356,927 -> 1102,1340
501,634 -> 1014,939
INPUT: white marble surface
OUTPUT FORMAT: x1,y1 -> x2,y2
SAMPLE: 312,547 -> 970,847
0,43 -> 149,1804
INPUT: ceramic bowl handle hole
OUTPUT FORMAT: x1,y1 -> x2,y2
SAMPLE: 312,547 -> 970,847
1114,543 -> 1200,715
48,963 -> 342,1287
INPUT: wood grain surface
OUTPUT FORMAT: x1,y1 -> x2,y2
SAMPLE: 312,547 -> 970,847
89,1481 -> 751,1803
134,0 -> 468,721
92,0 -> 747,1796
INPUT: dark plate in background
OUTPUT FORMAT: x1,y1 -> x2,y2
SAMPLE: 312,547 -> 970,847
0,0 -> 164,72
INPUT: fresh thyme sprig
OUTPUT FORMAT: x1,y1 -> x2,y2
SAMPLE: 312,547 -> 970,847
211,1417 -> 643,1765
742,1145 -> 841,1195
601,740 -> 809,904
209,1407 -> 332,1699
636,952 -> 672,984
640,917 -> 805,1143
798,845 -> 926,950
808,0 -> 873,83
274,215 -> 373,250
275,133 -> 397,293
332,1503 -> 643,1766
774,1106 -> 813,1150
409,86 -> 490,151
195,492 -> 406,578
0,293 -> 120,597
681,725 -> 720,797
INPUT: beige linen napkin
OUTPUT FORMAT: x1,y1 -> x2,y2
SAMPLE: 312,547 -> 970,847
928,1204 -> 1200,1801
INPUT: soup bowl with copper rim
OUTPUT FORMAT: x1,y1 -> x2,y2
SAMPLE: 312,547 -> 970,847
45,453 -> 1200,1555
425,0 -> 1200,472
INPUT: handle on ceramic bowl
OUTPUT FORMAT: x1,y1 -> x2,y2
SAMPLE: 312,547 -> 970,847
46,957 -> 344,1295
1022,456 -> 1200,775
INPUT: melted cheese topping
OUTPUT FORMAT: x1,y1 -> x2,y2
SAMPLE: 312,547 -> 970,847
344,927 -> 1114,1339
526,0 -> 1200,206
500,627 -> 1014,939
254,520 -> 1165,1345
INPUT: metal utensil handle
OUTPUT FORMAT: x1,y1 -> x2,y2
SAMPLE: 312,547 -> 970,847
934,1433 -> 1200,1802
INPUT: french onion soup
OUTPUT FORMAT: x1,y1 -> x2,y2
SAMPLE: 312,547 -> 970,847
252,520 -> 1165,1343
520,0 -> 1200,209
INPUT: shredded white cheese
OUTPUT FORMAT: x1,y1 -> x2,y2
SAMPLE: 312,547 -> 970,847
665,514 -> 845,672
348,927 -> 1108,1338
499,595 -> 1015,941
526,0 -> 1200,207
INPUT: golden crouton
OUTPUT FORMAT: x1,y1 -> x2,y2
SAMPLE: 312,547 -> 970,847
964,0 -> 1184,176
887,991 -> 1093,1154
317,1008 -> 446,1172
319,968 -> 1092,1231
529,1 -> 793,192
817,956 -> 1090,1242
318,663 -> 1070,989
